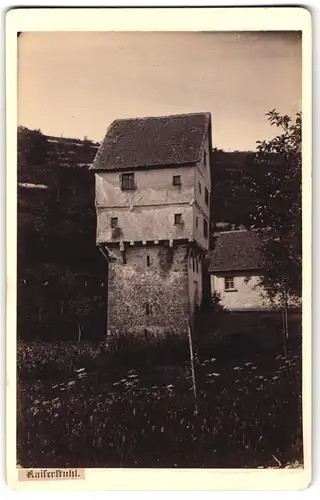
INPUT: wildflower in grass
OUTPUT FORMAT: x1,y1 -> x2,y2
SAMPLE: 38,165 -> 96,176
233,367 -> 242,371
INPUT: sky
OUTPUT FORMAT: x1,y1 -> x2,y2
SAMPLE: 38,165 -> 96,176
17,31 -> 302,151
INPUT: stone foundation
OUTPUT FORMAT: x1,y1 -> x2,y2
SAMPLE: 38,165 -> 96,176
107,244 -> 190,336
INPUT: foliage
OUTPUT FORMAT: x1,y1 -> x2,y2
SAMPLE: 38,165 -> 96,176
18,127 -> 49,169
17,340 -> 303,468
17,127 -> 106,341
200,290 -> 225,313
210,150 -> 257,229
17,333 -> 190,380
247,110 -> 302,303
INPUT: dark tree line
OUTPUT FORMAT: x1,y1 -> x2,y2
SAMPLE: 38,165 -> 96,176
18,127 -> 106,341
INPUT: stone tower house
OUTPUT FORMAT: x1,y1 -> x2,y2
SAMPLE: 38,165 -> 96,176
90,112 -> 212,336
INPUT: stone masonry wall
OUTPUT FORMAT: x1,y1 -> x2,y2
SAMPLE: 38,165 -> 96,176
107,244 -> 190,336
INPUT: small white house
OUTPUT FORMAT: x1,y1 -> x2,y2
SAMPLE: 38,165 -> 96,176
208,230 -> 271,311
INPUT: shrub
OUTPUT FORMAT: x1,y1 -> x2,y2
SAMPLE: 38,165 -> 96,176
17,332 -> 191,381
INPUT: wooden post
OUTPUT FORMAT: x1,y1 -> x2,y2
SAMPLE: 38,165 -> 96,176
282,308 -> 288,358
188,293 -> 198,415
188,322 -> 198,414
77,322 -> 82,343
284,290 -> 289,340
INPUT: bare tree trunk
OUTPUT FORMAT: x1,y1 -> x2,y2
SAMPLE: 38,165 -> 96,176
284,290 -> 289,340
77,322 -> 82,343
188,310 -> 198,415
38,305 -> 43,326
282,308 -> 288,357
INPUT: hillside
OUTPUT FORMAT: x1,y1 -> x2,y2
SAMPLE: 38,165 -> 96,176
17,127 -> 259,341
18,128 -> 106,341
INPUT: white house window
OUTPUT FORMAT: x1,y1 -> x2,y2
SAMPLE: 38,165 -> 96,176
225,277 -> 235,290
173,175 -> 181,186
174,213 -> 182,225
111,217 -> 118,228
204,151 -> 207,167
146,255 -> 151,267
196,216 -> 199,229
121,173 -> 135,190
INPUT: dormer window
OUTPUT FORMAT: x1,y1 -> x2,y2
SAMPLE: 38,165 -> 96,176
173,175 -> 181,186
121,173 -> 135,190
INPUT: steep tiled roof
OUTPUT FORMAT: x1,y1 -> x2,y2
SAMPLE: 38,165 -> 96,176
90,112 -> 211,171
208,230 -> 265,273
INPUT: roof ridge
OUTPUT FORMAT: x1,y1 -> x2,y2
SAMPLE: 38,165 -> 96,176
110,111 -> 211,125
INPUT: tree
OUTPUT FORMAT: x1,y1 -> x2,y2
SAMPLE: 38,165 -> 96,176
246,110 -> 302,351
18,127 -> 49,180
69,293 -> 100,342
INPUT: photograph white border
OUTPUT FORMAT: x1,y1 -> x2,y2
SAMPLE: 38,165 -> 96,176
6,6 -> 312,491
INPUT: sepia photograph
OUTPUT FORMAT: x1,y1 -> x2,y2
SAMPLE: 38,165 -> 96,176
6,6 -> 312,490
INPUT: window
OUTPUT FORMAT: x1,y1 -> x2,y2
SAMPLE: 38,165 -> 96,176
121,173 -> 135,190
199,182 -> 202,194
196,217 -> 199,229
204,151 -> 207,167
146,255 -> 151,267
111,217 -> 118,228
205,187 -> 209,206
225,277 -> 235,291
173,175 -> 181,186
203,218 -> 208,238
174,213 -> 182,225
192,256 -> 195,272
196,257 -> 198,273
